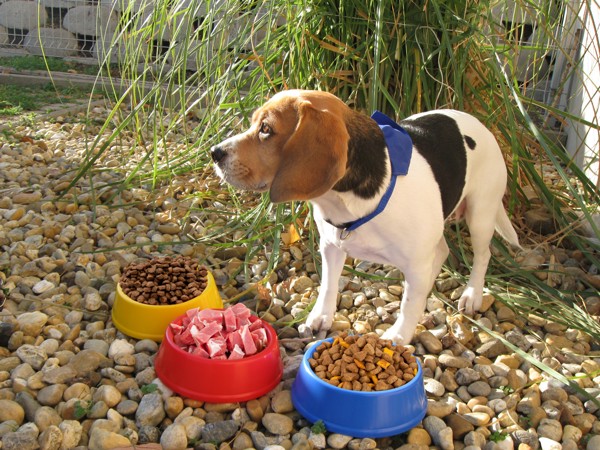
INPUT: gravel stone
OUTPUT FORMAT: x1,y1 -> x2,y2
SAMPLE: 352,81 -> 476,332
37,384 -> 66,406
0,112 -> 598,450
136,393 -> 165,427
15,344 -> 48,370
262,413 -> 294,435
537,418 -> 563,441
84,339 -> 110,355
271,390 -> 294,413
456,367 -> 481,385
88,427 -> 132,449
426,397 -> 454,418
160,423 -> 188,450
467,380 -> 492,397
0,399 -> 25,424
201,420 -> 239,443
176,416 -> 205,441
424,377 -> 446,397
59,420 -> 83,449
1,431 -> 39,450
327,433 -> 353,448
93,385 -> 122,408
38,425 -> 62,450
438,353 -> 472,368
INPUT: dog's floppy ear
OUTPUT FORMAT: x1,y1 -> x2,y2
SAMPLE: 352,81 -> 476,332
269,100 -> 349,203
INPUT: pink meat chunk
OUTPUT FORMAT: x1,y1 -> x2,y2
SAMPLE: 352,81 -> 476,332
190,345 -> 209,358
196,308 -> 225,323
228,344 -> 245,360
223,307 -> 237,332
170,304 -> 270,360
193,321 -> 223,345
206,336 -> 227,358
240,324 -> 257,355
227,329 -> 244,352
251,328 -> 268,351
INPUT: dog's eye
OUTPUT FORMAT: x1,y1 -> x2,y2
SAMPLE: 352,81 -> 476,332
259,122 -> 272,136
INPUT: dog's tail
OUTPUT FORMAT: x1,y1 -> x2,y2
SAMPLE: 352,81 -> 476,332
495,207 -> 522,249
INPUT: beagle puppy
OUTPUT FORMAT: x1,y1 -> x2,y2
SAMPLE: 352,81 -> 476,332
211,89 -> 520,344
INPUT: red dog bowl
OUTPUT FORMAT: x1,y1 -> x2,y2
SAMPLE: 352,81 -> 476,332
155,313 -> 283,402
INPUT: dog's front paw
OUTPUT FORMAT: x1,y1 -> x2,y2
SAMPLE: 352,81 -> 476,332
298,311 -> 334,340
380,326 -> 409,346
457,286 -> 482,315
304,309 -> 334,332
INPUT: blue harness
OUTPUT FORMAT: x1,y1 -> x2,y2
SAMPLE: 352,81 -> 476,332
339,111 -> 413,237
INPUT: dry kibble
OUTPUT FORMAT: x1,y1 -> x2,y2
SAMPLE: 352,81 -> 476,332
120,256 -> 208,305
309,331 -> 419,392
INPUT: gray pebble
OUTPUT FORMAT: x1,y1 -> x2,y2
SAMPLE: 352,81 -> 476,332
423,415 -> 446,441
438,353 -> 472,368
262,413 -> 294,435
38,425 -> 62,450
424,377 -> 446,397
136,393 -> 165,427
160,423 -> 188,450
37,384 -> 67,406
14,392 -> 40,423
59,420 -> 83,449
539,437 -> 562,450
15,344 -> 47,370
537,418 -> 563,441
1,430 -> 39,450
467,380 -> 492,397
271,390 -> 294,413
135,339 -> 159,353
138,425 -> 160,444
327,433 -> 353,449
116,399 -> 139,416
84,339 -> 110,356
587,435 -> 600,450
202,420 -> 239,443
456,368 -> 481,385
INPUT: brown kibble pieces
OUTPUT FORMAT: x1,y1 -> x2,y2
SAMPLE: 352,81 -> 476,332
375,380 -> 391,391
120,256 -> 209,305
309,331 -> 419,392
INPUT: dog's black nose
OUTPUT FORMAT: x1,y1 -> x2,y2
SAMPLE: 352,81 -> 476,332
210,146 -> 226,163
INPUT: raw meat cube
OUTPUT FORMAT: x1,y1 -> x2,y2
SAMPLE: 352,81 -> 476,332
207,337 -> 227,358
228,344 -> 245,360
194,321 -> 223,344
227,330 -> 244,352
240,324 -> 257,355
190,345 -> 209,358
196,308 -> 224,323
223,307 -> 237,332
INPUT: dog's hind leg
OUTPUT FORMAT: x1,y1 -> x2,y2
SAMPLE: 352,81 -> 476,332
457,202 -> 499,315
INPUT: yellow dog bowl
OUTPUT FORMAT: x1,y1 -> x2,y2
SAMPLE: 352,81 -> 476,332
111,270 -> 223,341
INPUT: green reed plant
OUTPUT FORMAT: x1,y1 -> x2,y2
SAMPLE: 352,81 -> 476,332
57,0 -> 599,341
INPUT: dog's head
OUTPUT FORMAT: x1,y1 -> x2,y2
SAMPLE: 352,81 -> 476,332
211,90 -> 350,203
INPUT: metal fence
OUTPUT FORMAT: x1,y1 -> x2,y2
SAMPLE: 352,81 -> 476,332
0,0 -> 597,182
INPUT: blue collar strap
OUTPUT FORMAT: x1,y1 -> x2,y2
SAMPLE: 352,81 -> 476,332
340,111 -> 413,237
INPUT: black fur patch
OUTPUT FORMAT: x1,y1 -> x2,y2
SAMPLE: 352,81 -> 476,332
464,135 -> 476,150
400,113 -> 467,218
333,110 -> 387,199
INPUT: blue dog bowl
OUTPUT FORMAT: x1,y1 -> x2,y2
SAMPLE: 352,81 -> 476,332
291,338 -> 427,438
